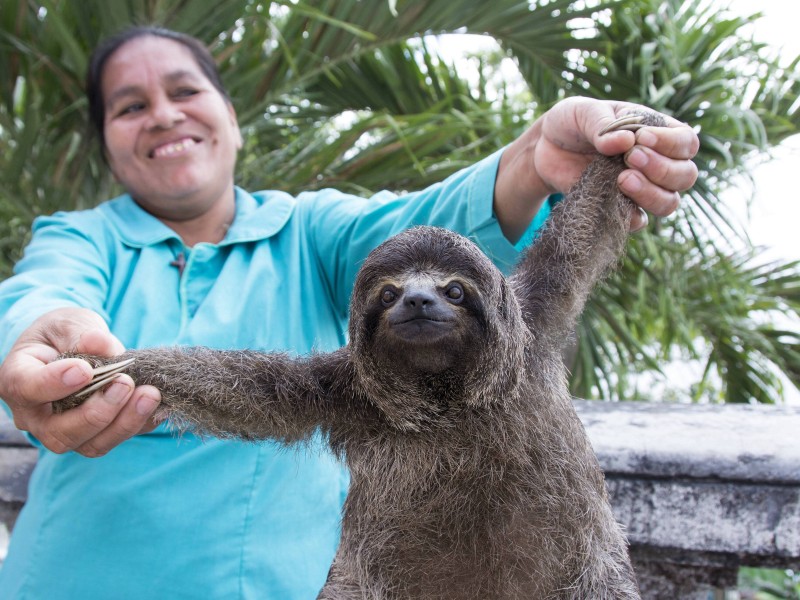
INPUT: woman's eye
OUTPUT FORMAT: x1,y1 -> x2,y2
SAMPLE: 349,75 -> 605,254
118,102 -> 145,116
381,288 -> 397,306
174,88 -> 198,98
444,283 -> 464,302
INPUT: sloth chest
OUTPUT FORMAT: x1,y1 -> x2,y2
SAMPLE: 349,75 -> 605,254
344,432 -> 525,522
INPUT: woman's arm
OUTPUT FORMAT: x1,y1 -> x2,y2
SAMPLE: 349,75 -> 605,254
493,97 -> 700,242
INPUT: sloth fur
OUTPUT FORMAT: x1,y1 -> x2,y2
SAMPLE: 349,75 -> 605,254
56,114 -> 667,599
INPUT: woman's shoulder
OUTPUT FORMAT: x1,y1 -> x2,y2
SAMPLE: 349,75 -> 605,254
31,194 -> 174,252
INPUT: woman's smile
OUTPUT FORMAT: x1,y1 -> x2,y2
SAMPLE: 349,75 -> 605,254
149,136 -> 200,159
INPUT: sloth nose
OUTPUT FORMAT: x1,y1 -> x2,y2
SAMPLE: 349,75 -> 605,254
404,289 -> 437,309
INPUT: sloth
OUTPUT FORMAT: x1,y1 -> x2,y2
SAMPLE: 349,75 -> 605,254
56,113 -> 663,599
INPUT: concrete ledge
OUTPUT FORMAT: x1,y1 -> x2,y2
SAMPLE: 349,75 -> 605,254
574,400 -> 800,598
573,400 -> 800,483
2,402 -> 799,597
0,416 -> 37,536
610,477 -> 799,565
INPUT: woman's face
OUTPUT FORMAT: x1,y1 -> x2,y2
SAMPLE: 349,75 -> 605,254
101,35 -> 242,222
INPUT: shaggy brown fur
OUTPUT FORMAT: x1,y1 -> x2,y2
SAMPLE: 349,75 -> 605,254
56,113 -> 666,599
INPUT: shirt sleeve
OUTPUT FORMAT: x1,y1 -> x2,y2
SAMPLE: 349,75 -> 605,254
300,148 -> 543,316
0,211 -> 114,420
0,211 -> 112,360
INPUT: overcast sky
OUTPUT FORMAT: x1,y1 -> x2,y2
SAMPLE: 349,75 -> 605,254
725,0 -> 800,264
727,0 -> 800,403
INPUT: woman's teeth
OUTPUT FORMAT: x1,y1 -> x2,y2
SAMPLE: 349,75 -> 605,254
153,138 -> 196,158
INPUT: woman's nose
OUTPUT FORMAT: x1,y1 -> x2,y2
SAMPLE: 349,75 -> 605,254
146,96 -> 185,130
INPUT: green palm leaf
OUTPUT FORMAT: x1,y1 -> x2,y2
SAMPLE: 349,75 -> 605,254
1,0 -> 799,404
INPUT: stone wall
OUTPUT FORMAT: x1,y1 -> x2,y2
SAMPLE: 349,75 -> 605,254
574,400 -> 800,599
2,401 -> 799,598
0,415 -> 36,564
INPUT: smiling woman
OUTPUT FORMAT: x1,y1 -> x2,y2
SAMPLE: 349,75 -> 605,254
95,34 -> 243,245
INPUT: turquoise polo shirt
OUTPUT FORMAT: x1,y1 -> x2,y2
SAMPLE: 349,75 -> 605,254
0,150 -> 538,599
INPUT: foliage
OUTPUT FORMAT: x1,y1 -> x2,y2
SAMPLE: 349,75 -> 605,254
1,0 -> 799,403
738,567 -> 800,599
0,0 -> 598,267
559,0 -> 800,402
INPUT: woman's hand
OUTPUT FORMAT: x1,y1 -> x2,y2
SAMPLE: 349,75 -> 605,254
0,307 -> 161,457
494,97 -> 700,241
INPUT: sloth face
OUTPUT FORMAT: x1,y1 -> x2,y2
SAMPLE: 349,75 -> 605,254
342,227 -> 527,425
378,273 -> 466,342
350,226 -> 513,379
359,269 -> 487,374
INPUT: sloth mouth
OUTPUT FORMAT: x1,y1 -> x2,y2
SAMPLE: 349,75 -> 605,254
391,317 -> 455,342
393,317 -> 456,332
397,316 -> 450,325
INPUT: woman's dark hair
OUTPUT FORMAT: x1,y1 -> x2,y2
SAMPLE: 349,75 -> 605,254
86,26 -> 231,148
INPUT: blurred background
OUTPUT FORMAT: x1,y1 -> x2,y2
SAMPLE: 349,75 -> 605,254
2,0 -> 798,398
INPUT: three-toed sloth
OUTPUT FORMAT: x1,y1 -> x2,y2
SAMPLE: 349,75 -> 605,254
57,115 -> 664,599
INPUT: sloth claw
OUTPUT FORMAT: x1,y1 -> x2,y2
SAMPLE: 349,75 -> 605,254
599,115 -> 646,136
73,358 -> 136,398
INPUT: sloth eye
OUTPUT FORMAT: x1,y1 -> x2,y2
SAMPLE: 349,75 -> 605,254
444,283 -> 464,303
380,287 -> 398,306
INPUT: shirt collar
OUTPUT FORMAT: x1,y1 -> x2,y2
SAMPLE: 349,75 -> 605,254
100,186 -> 296,248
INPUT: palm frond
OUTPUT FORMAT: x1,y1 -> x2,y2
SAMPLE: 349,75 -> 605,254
1,0 -> 799,404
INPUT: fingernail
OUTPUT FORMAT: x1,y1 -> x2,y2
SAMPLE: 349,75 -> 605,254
625,147 -> 649,169
104,381 -> 131,405
62,366 -> 89,386
636,129 -> 657,147
136,395 -> 159,416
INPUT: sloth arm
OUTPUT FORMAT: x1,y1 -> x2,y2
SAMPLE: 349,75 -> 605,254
509,153 -> 633,343
510,113 -> 667,342
55,346 -> 360,443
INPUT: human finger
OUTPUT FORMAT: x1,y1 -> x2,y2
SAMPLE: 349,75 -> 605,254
543,97 -> 627,155
34,375 -> 135,454
0,307 -> 125,408
0,351 -> 94,410
73,384 -> 162,458
623,144 -> 699,196
28,307 -> 115,354
592,105 -> 697,160
634,125 -> 700,161
75,327 -> 127,357
618,170 -> 682,218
